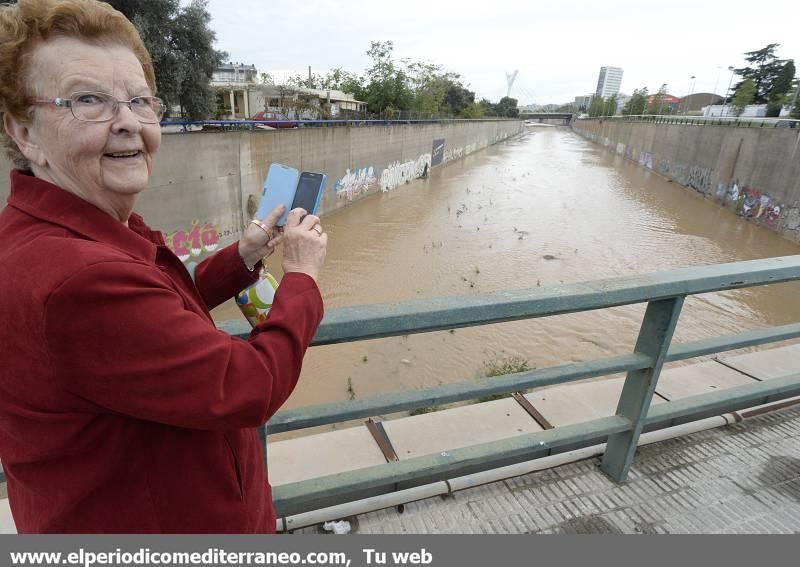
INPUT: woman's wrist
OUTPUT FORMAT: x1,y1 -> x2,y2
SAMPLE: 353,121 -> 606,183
238,241 -> 259,271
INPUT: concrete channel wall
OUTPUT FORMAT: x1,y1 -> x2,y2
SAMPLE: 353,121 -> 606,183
0,120 -> 523,262
572,119 -> 800,242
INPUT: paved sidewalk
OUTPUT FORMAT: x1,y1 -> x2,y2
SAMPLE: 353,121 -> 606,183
304,405 -> 800,534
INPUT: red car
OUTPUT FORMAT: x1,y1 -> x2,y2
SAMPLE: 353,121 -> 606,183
251,111 -> 298,128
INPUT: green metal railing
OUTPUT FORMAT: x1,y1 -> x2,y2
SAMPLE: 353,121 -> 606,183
217,256 -> 800,516
581,114 -> 800,128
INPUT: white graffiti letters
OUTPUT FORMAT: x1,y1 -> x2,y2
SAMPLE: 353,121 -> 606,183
335,166 -> 376,200
444,146 -> 465,162
380,153 -> 431,192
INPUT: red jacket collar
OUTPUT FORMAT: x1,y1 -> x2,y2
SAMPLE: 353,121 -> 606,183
7,169 -> 161,263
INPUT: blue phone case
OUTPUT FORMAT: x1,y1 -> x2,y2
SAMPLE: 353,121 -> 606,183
255,163 -> 300,226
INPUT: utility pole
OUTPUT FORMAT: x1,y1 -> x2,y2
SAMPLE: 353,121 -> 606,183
788,79 -> 799,117
683,75 -> 696,114
721,66 -> 736,117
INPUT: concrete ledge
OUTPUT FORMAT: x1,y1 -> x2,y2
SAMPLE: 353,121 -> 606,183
268,426 -> 386,487
656,360 -> 757,400
718,344 -> 800,380
382,398 -> 543,460
523,375 -> 665,427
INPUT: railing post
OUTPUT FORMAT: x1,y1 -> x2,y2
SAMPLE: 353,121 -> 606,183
601,296 -> 685,481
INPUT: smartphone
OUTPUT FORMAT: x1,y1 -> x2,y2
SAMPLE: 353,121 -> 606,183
291,172 -> 326,218
255,163 -> 300,226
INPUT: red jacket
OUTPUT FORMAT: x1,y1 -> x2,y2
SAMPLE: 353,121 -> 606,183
0,170 -> 323,533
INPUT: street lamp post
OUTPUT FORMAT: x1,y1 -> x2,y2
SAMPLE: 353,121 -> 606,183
712,66 -> 722,99
721,66 -> 736,117
683,75 -> 696,114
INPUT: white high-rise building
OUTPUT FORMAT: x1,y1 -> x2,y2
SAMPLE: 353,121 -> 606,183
595,66 -> 624,99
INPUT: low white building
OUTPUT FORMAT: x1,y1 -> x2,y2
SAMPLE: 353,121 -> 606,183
210,62 -> 259,119
210,62 -> 366,120
251,86 -> 367,120
703,104 -> 792,118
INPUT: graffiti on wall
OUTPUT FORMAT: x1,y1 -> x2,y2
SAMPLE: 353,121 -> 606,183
331,138 -> 481,200
166,221 -> 220,262
784,209 -> 800,231
379,153 -> 432,192
444,146 -> 465,163
573,125 -> 800,238
727,183 -> 740,202
335,167 -> 377,201
639,152 -> 653,170
737,187 -> 782,225
686,165 -> 712,193
657,161 -> 712,194
625,146 -> 635,161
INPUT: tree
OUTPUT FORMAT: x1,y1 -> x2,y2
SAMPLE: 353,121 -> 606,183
733,44 -> 795,107
588,96 -> 605,117
401,59 -> 476,117
767,60 -> 796,117
319,68 -> 366,99
459,102 -> 486,118
478,98 -> 497,117
648,83 -> 668,114
623,88 -> 648,115
108,0 -> 226,119
731,79 -> 756,116
605,95 -> 618,116
444,83 -> 476,117
362,41 -> 412,115
494,96 -> 519,118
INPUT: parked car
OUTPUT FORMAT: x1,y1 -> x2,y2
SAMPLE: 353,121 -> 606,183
251,111 -> 298,128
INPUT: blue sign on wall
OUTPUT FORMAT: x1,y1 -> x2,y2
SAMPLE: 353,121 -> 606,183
432,139 -> 445,167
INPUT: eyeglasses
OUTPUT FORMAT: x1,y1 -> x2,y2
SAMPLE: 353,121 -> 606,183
28,91 -> 166,123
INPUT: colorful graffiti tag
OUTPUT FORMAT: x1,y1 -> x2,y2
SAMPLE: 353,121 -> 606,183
166,221 -> 220,262
335,167 -> 377,200
737,187 -> 782,225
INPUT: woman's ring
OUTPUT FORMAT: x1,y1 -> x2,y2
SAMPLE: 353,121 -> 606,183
250,219 -> 271,235
313,225 -> 323,235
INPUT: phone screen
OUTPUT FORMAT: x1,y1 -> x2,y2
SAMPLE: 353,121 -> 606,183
292,172 -> 325,215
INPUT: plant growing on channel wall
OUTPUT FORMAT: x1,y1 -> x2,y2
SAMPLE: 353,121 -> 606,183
475,355 -> 532,403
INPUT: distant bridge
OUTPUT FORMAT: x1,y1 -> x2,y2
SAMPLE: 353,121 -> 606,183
519,112 -> 572,124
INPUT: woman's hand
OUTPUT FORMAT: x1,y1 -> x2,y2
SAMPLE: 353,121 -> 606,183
280,208 -> 327,282
238,204 -> 285,270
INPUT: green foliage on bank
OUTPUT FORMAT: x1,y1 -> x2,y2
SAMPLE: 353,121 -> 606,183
284,41 -> 518,118
108,0 -> 226,120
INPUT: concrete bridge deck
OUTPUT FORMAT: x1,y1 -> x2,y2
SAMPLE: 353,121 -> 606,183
1,343 -> 799,534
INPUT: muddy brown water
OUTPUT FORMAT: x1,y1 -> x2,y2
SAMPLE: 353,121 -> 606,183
212,126 -> 800,424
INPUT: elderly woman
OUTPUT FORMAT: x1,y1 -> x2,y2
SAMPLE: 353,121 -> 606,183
0,0 -> 327,533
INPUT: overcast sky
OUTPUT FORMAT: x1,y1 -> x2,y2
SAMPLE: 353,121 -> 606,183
202,0 -> 798,105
